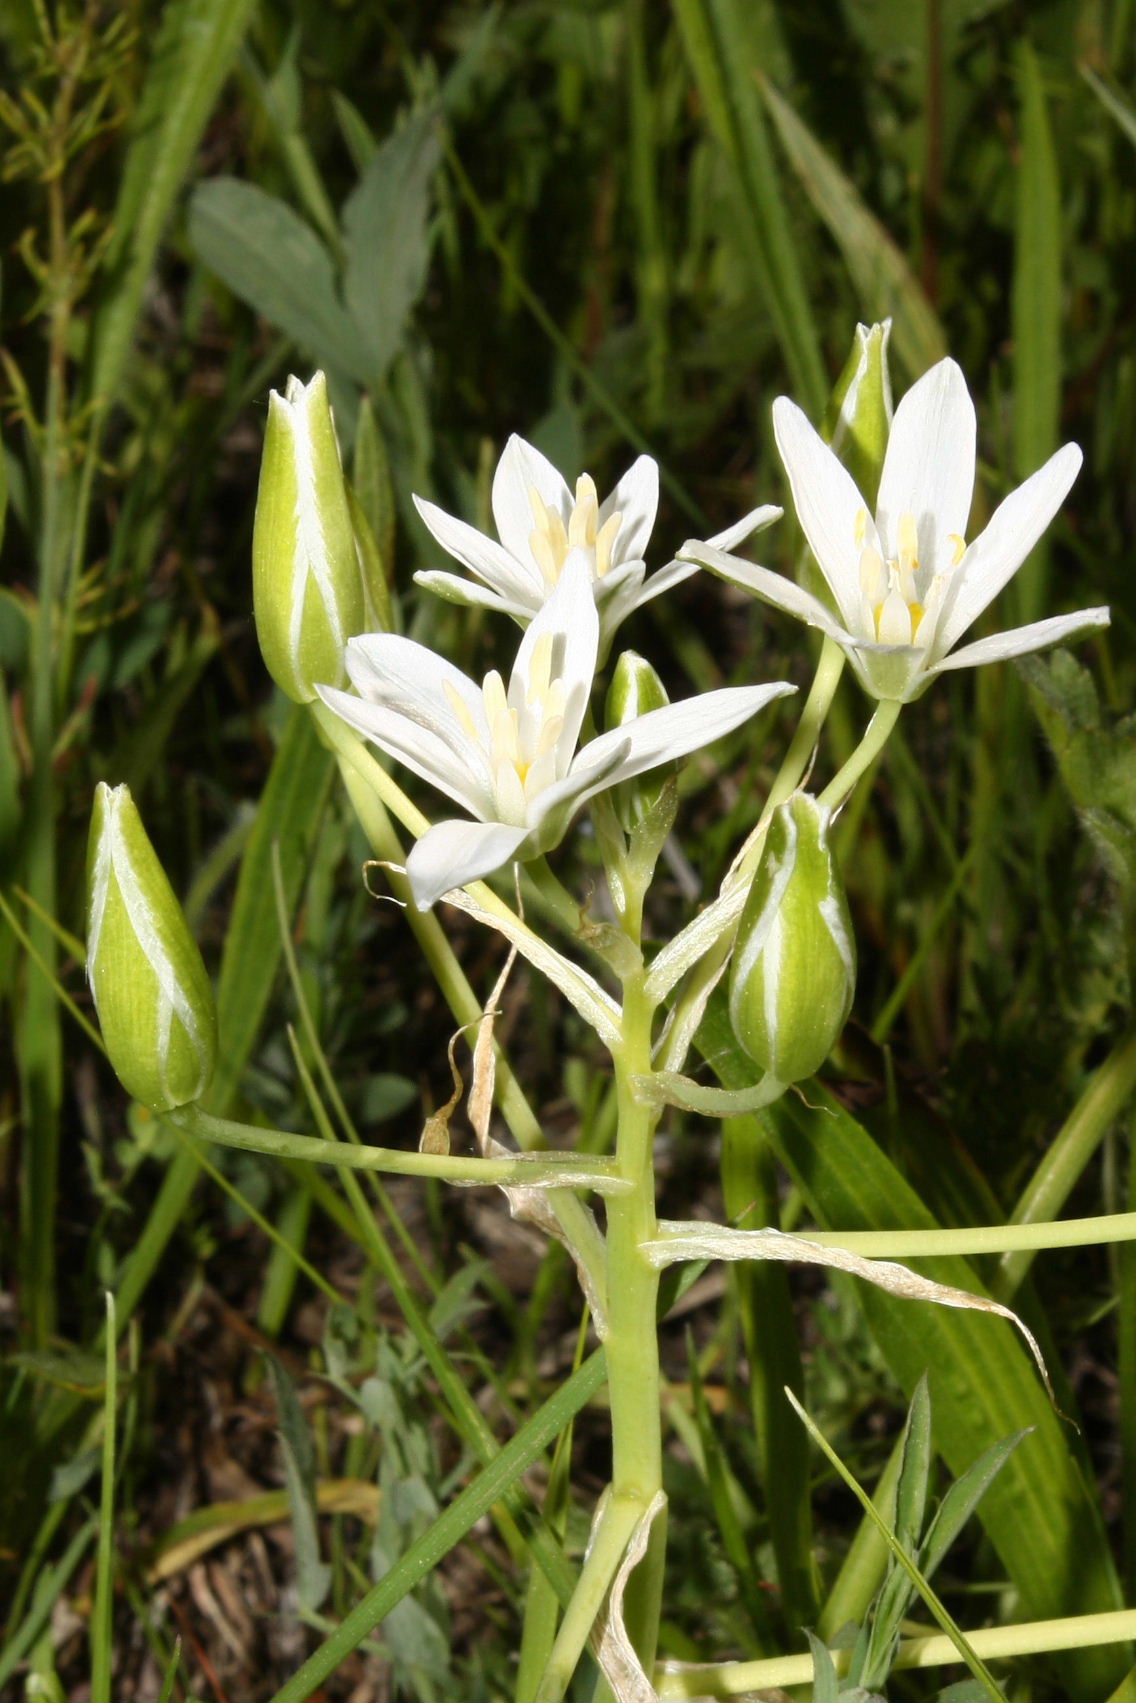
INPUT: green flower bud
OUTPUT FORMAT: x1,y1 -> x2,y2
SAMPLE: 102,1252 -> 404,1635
604,651 -> 674,834
253,371 -> 364,703
822,320 -> 893,507
729,793 -> 855,1084
87,783 -> 217,1111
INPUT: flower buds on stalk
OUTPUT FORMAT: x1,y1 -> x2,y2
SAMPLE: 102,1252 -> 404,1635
822,319 -> 893,506
87,783 -> 217,1111
604,651 -> 676,835
729,793 -> 855,1084
253,372 -> 364,703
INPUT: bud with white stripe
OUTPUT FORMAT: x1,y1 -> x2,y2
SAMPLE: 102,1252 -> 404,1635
87,783 -> 217,1111
253,372 -> 364,703
729,793 -> 855,1084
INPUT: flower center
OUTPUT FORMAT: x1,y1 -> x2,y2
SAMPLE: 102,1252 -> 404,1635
444,632 -> 568,823
528,476 -> 623,589
855,509 -> 966,646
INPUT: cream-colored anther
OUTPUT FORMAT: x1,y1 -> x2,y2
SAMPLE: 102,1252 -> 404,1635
896,511 -> 920,570
526,478 -> 624,587
859,545 -> 887,606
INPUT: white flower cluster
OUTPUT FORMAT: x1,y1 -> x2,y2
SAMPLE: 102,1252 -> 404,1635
304,346 -> 1106,908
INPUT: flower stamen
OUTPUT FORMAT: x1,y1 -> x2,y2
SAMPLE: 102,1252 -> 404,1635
527,478 -> 626,588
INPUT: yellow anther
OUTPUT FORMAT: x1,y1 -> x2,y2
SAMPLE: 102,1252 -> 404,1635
948,533 -> 966,565
594,510 -> 622,578
568,474 -> 599,551
897,512 -> 919,569
854,508 -> 869,547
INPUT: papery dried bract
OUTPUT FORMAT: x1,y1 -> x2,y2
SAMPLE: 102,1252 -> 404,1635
87,783 -> 217,1111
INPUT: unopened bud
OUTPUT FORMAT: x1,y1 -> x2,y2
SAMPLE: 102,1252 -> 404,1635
605,651 -> 674,834
87,783 -> 217,1110
253,371 -> 364,703
729,794 -> 855,1083
823,320 -> 893,507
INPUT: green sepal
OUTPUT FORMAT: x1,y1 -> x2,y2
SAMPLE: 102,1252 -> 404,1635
87,783 -> 217,1110
253,371 -> 364,703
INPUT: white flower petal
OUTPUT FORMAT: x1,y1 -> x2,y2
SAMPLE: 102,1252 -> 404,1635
412,569 -> 533,624
406,819 -> 531,910
875,358 -> 975,566
627,554 -> 700,610
346,632 -> 489,746
926,606 -> 1110,679
706,503 -> 783,552
772,398 -> 871,631
625,506 -> 784,619
317,680 -> 494,821
575,682 -> 796,793
510,556 -> 599,767
590,553 -> 645,603
934,443 -> 1084,656
413,494 -> 542,603
527,738 -> 633,841
599,455 -> 659,562
492,435 -> 571,567
681,541 -> 857,648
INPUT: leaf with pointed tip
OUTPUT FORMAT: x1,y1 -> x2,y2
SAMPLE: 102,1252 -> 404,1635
341,111 -> 442,380
188,179 -> 368,381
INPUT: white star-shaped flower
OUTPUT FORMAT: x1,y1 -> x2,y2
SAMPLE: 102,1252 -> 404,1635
681,358 -> 1108,702
318,558 -> 794,908
413,433 -> 779,652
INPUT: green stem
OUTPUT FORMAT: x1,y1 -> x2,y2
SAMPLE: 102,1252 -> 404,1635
655,1608 -> 1136,1698
818,697 -> 903,810
994,1023 -> 1136,1300
533,1493 -> 646,1703
167,1104 -> 630,1195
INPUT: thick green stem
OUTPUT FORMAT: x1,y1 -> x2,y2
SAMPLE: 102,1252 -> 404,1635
530,953 -> 666,1703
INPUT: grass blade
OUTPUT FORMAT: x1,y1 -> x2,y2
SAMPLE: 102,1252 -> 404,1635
268,1350 -> 608,1703
758,72 -> 948,380
90,1294 -> 117,1703
1011,40 -> 1062,623
673,0 -> 827,415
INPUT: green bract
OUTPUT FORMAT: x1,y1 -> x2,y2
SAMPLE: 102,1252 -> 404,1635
87,782 -> 217,1111
729,793 -> 855,1084
253,371 -> 363,704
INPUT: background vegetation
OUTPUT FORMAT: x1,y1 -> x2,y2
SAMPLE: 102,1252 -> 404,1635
1,0 -> 1135,1697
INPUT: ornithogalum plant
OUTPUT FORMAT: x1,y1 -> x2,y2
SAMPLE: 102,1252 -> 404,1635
86,327 -> 1110,1700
